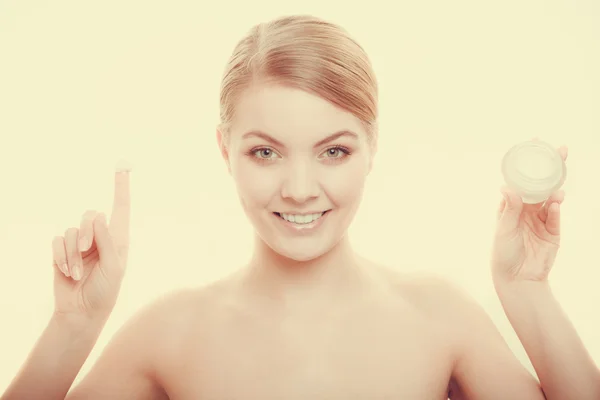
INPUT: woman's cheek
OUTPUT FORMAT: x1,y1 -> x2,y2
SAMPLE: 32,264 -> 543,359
321,160 -> 369,203
234,162 -> 281,205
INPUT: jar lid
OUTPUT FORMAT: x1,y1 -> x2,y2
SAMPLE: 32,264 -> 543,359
501,140 -> 566,204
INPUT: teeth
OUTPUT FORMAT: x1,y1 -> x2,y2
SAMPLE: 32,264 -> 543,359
280,212 -> 325,224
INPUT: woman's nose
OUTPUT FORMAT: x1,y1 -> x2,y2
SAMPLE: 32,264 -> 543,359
280,163 -> 320,203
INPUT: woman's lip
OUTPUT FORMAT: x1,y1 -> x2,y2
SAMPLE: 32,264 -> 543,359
273,210 -> 331,216
272,210 -> 331,232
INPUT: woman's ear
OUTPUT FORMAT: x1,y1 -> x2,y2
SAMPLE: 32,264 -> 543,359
216,128 -> 231,174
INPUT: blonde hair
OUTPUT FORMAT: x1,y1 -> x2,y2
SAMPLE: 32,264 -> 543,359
219,15 -> 379,141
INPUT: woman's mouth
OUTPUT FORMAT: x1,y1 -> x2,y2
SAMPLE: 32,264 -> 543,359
274,210 -> 329,224
272,210 -> 331,231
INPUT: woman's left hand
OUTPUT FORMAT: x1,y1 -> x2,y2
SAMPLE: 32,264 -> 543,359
491,143 -> 568,285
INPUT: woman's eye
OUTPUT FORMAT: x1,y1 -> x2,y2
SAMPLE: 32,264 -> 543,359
322,146 -> 350,159
254,148 -> 277,159
326,148 -> 342,158
250,146 -> 349,163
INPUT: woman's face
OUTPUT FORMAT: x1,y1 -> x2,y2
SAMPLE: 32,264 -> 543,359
220,84 -> 374,262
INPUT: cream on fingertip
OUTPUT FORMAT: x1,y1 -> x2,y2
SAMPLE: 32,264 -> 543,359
115,159 -> 132,173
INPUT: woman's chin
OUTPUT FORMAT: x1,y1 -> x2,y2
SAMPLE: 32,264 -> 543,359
267,238 -> 341,263
274,246 -> 326,262
284,251 -> 323,263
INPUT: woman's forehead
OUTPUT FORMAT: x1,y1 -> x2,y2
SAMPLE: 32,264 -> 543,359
231,85 -> 367,143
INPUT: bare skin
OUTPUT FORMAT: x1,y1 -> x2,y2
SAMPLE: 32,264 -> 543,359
64,250 -> 542,400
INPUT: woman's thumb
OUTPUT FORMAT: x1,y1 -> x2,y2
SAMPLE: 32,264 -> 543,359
499,188 -> 523,232
93,213 -> 123,277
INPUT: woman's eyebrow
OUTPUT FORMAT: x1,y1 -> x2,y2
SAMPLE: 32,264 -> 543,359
313,130 -> 358,148
241,130 -> 284,147
242,130 -> 358,148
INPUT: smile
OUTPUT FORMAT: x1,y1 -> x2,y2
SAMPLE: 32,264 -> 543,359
272,210 -> 331,231
274,211 -> 328,224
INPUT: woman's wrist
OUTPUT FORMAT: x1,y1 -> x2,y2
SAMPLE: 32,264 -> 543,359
48,311 -> 109,357
51,309 -> 110,335
493,277 -> 555,321
492,272 -> 551,297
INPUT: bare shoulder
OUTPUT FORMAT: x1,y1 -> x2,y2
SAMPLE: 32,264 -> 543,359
67,279 -> 235,399
373,266 -> 489,330
373,267 -> 544,399
375,267 -> 471,307
127,277 -> 241,353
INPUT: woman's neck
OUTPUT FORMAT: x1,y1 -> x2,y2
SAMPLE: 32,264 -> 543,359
240,234 -> 373,306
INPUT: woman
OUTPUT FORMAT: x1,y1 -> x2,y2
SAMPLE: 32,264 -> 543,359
3,14 -> 598,400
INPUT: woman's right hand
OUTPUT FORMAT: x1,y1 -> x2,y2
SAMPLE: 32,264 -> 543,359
51,167 -> 131,324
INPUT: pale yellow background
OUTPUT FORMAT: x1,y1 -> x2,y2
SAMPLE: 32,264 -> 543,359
1,0 -> 598,391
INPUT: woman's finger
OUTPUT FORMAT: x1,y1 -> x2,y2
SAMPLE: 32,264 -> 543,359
497,197 -> 506,221
546,202 -> 561,235
64,227 -> 83,281
538,190 -> 565,222
498,187 -> 524,233
79,210 -> 98,253
109,168 -> 131,263
52,236 -> 69,277
558,145 -> 568,161
93,212 -> 124,282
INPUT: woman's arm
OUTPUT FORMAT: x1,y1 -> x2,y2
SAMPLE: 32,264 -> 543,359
2,300 -> 169,400
495,280 -> 600,400
64,300 -> 169,400
1,313 -> 106,400
2,168 -> 138,399
424,277 -> 546,400
487,143 -> 600,398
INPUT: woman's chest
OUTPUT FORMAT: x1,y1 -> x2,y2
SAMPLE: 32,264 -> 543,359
161,305 -> 455,399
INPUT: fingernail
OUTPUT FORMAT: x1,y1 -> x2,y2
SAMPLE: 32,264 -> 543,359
115,159 -> 132,173
62,264 -> 70,277
79,238 -> 89,252
72,265 -> 81,281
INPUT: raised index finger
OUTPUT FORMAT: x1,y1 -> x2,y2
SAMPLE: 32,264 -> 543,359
109,160 -> 132,245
